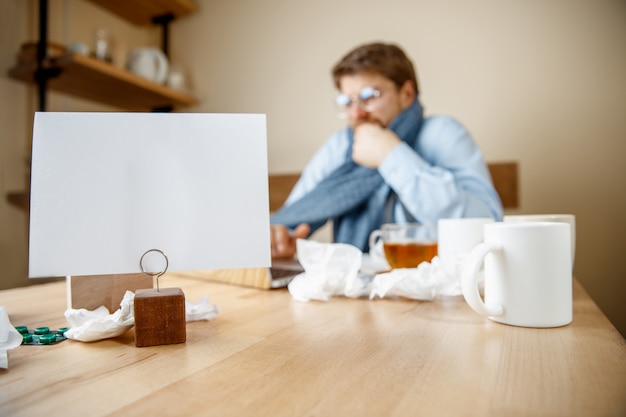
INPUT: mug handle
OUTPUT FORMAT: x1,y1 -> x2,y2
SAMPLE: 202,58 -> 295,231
151,48 -> 169,84
461,243 -> 504,317
368,230 -> 384,259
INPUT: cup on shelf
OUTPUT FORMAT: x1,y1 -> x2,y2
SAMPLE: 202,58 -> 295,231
94,29 -> 112,62
67,42 -> 89,56
166,64 -> 187,91
127,47 -> 169,84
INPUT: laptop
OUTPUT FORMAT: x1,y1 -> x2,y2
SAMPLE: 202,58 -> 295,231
266,258 -> 306,288
179,254 -> 389,290
179,258 -> 304,289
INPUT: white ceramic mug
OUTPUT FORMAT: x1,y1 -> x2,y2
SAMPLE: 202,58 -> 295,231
461,222 -> 572,328
437,218 -> 494,279
127,47 -> 169,84
67,41 -> 90,56
503,214 -> 576,268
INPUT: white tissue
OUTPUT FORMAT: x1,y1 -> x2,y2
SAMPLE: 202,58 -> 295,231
369,256 -> 462,300
0,306 -> 23,369
64,291 -> 136,342
186,295 -> 220,321
288,239 -> 367,302
288,242 -> 465,302
64,291 -> 221,342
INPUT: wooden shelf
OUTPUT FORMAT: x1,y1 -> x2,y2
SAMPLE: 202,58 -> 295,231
4,1 -> 199,213
86,0 -> 197,26
8,53 -> 197,111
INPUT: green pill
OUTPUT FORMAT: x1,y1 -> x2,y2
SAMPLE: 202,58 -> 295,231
22,334 -> 33,344
34,327 -> 50,335
38,334 -> 57,345
16,326 -> 29,334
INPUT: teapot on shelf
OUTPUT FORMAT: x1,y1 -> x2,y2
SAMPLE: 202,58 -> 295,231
126,47 -> 169,84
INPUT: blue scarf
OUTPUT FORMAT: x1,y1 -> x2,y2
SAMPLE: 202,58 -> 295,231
271,98 -> 423,251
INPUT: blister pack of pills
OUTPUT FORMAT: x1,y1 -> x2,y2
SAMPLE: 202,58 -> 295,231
15,326 -> 69,345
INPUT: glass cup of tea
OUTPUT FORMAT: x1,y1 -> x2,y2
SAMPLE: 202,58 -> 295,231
368,223 -> 438,269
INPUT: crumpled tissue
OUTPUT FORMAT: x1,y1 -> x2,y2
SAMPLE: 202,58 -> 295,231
0,306 -> 23,369
287,240 -> 467,302
288,239 -> 368,302
64,291 -> 220,342
369,256 -> 462,300
186,295 -> 220,322
64,291 -> 136,342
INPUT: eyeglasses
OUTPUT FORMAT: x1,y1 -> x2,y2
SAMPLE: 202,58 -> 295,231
335,86 -> 382,117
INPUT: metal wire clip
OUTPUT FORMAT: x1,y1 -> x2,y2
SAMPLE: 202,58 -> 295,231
139,249 -> 169,291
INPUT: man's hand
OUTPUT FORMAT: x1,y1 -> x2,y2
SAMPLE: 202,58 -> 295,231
352,123 -> 401,168
270,223 -> 311,259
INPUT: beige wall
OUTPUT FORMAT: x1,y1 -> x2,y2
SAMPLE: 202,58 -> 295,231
1,0 -> 625,335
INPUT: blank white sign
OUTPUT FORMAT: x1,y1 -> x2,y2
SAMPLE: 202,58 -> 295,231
29,112 -> 271,278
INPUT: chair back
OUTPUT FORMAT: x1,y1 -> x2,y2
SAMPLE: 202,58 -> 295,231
269,161 -> 519,212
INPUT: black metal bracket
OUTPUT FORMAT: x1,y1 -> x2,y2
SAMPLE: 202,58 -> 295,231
37,0 -> 49,111
152,13 -> 175,58
35,0 -> 63,111
151,106 -> 174,113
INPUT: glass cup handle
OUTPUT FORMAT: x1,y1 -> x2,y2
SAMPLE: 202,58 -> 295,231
368,230 -> 384,259
461,243 -> 504,317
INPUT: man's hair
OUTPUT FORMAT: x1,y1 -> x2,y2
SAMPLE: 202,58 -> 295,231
332,42 -> 419,94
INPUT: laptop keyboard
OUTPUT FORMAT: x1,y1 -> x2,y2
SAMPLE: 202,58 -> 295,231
269,267 -> 301,278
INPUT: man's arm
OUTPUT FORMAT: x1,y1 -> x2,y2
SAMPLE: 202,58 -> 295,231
377,116 -> 503,224
269,130 -> 351,259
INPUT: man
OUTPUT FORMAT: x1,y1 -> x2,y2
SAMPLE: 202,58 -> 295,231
270,42 -> 502,259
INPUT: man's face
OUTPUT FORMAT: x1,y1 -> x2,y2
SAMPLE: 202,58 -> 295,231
338,72 -> 413,129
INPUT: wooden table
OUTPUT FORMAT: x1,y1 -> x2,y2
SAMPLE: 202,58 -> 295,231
1,274 -> 624,417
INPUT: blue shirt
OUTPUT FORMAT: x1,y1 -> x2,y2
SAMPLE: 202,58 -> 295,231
285,115 -> 503,233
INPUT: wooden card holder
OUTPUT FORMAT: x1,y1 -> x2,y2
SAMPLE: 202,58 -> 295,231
67,273 -> 153,312
133,287 -> 186,347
